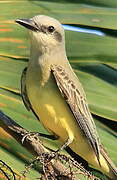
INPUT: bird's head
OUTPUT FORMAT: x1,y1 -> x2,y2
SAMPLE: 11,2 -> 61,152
16,15 -> 65,53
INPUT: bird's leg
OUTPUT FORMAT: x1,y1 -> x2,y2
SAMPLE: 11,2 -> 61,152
47,138 -> 73,161
56,138 -> 73,152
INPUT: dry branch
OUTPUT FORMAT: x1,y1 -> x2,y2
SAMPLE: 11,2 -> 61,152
0,110 -> 99,180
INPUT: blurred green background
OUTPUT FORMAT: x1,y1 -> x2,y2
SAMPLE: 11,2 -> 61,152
0,0 -> 117,179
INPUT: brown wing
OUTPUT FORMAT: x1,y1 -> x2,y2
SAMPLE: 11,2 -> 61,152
51,64 -> 100,162
21,67 -> 39,120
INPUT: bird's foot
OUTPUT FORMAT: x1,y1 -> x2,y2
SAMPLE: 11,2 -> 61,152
38,151 -> 59,163
47,151 -> 59,161
21,132 -> 40,144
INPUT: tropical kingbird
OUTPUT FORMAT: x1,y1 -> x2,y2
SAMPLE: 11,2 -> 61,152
16,15 -> 117,179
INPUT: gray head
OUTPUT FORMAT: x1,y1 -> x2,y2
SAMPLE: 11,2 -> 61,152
16,15 -> 65,52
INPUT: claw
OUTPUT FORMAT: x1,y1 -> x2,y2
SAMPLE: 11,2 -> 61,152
21,132 -> 39,144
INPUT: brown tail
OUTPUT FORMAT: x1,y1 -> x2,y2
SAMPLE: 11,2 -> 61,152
100,145 -> 117,180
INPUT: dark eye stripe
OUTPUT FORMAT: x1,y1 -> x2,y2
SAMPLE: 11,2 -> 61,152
54,31 -> 62,42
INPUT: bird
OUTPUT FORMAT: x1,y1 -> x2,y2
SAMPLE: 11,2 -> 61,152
16,15 -> 117,179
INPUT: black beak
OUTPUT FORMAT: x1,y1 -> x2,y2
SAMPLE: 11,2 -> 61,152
15,19 -> 39,31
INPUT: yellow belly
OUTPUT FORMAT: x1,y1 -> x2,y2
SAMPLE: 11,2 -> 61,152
26,75 -> 97,164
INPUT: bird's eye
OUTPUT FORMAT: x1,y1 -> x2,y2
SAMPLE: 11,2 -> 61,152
48,26 -> 55,33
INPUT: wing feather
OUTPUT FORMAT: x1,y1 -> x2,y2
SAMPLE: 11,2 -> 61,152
51,64 -> 100,161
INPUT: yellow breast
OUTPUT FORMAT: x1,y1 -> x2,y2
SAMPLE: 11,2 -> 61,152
26,69 -> 105,172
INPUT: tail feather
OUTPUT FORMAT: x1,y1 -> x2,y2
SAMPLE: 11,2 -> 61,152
100,145 -> 117,180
